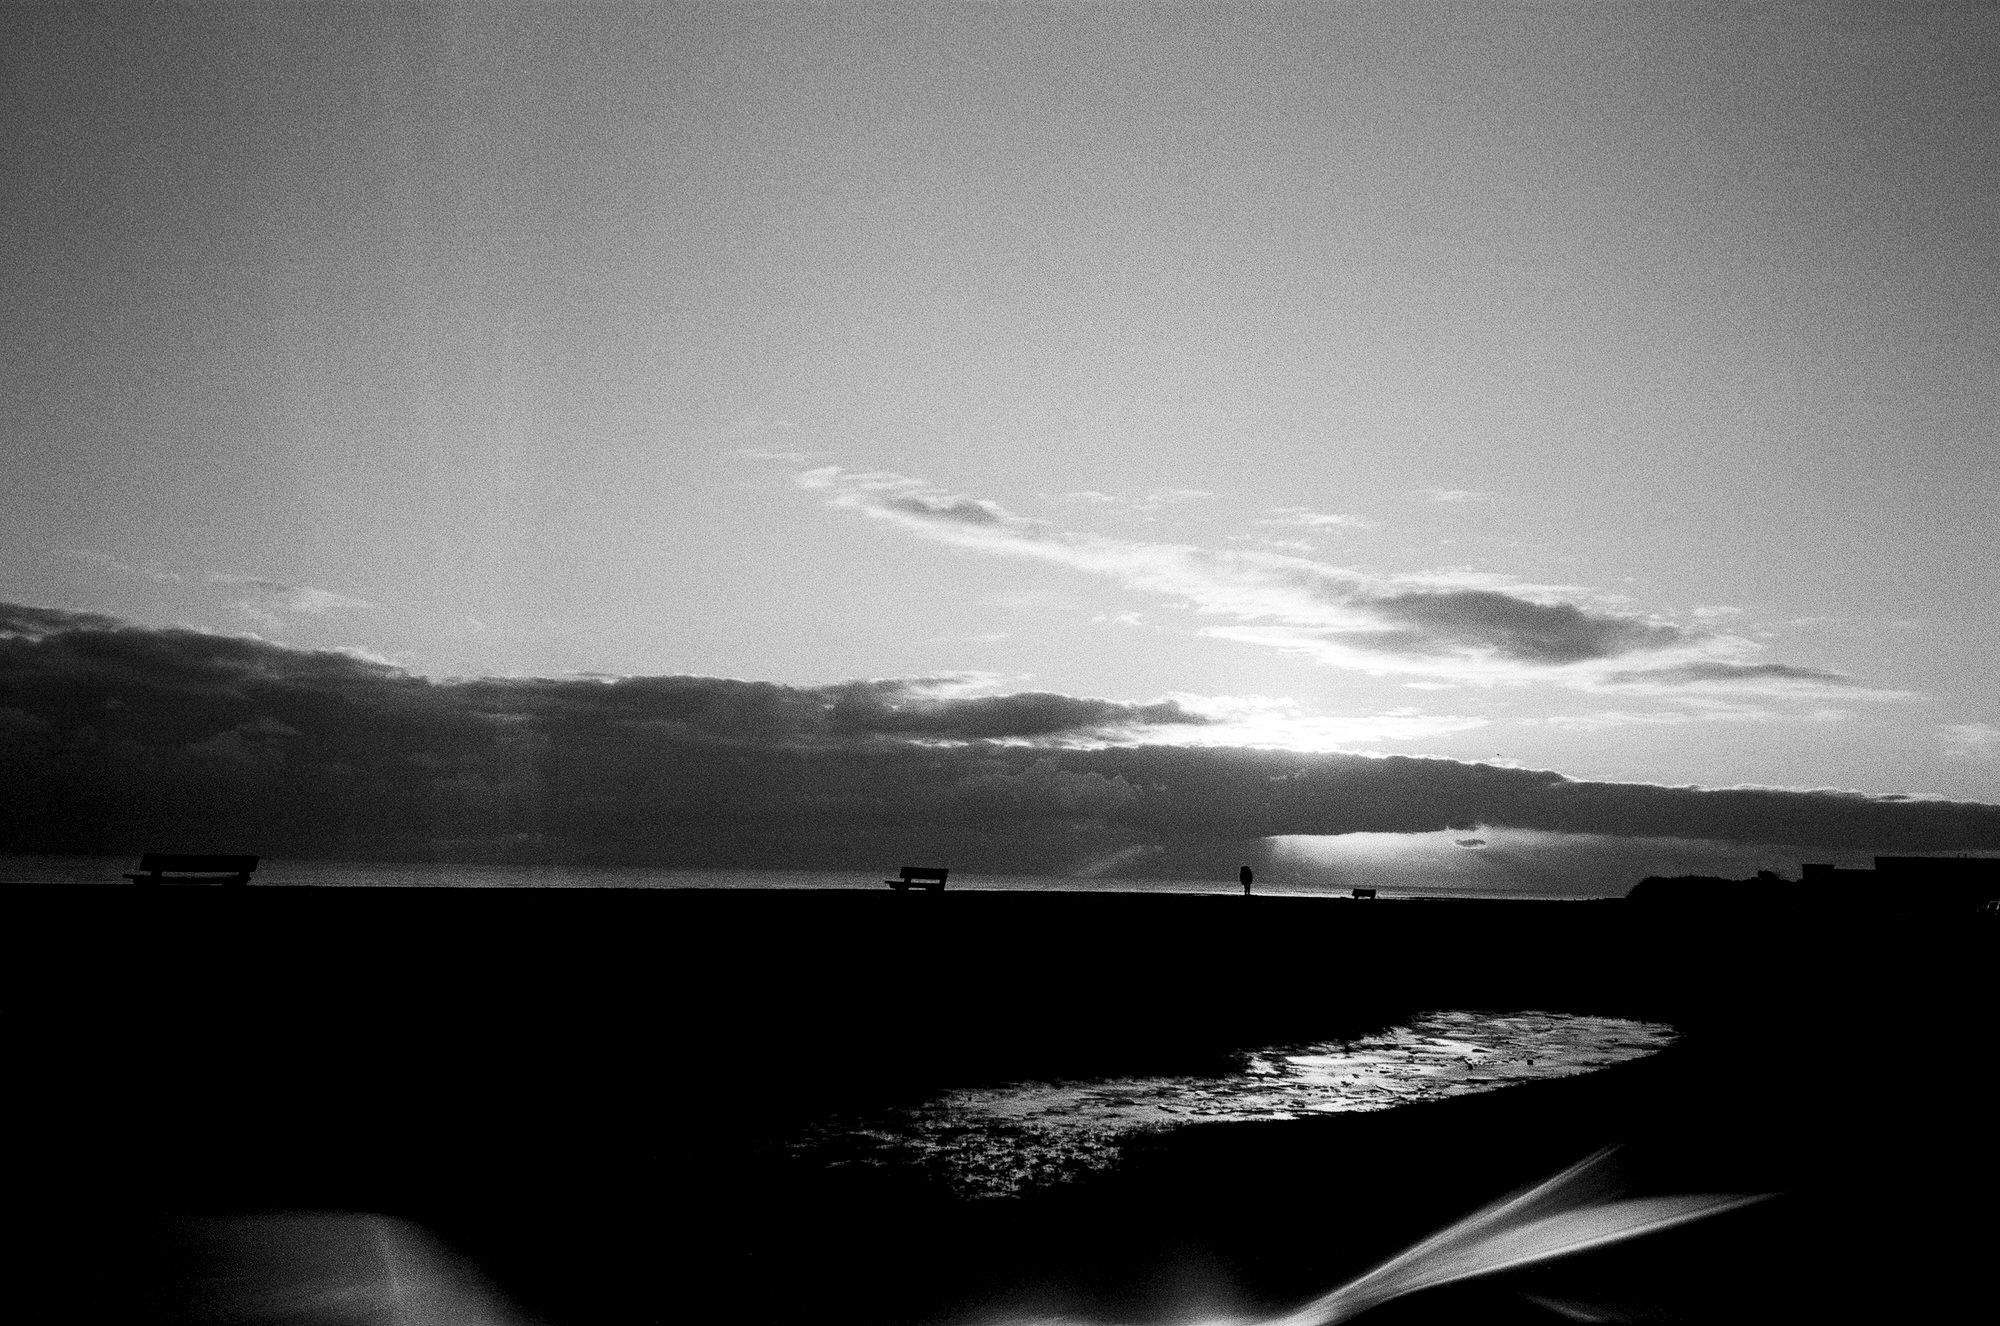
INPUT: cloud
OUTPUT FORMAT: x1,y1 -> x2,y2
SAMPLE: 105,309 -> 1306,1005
3,603 -> 1994,874
1231,536 -> 1320,554
1612,662 -> 1847,685
1,603 -> 127,638
61,549 -> 183,583
799,467 -> 1713,682
1058,488 -> 1212,511
1944,722 -> 2000,760
796,468 -> 1907,702
206,575 -> 377,616
722,415 -> 810,459
1599,661 -> 1911,699
816,679 -> 1212,742
1258,508 -> 1379,530
1543,708 -> 1762,732
801,469 -> 1039,534
441,670 -> 1211,747
1409,488 -> 1495,503
1357,588 -> 1689,664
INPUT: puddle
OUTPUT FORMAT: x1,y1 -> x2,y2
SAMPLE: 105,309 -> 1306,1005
792,1011 -> 1675,1198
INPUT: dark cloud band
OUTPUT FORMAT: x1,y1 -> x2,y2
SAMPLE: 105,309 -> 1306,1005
3,604 -> 1993,868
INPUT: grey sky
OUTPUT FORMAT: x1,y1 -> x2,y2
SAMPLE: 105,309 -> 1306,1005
4,2 -> 1996,811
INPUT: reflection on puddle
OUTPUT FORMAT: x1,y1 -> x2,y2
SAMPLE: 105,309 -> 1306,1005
795,1012 -> 1675,1198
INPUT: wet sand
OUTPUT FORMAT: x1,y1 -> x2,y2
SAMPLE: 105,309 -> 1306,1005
795,1011 -> 1679,1198
9,887 -> 1995,1324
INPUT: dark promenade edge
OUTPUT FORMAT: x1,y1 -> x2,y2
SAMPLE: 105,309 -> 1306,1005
9,886 -> 1994,1326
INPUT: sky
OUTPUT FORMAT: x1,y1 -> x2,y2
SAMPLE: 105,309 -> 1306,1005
4,3 -> 1997,886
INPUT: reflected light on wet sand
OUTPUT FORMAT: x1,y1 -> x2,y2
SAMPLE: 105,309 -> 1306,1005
799,1013 -> 1676,1198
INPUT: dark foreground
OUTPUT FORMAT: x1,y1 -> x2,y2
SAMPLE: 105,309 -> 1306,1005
10,887 -> 1995,1325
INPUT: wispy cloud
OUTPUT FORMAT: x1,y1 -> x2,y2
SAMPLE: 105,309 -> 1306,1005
1135,487 -> 1212,508
1258,507 -> 1379,530
1944,722 -> 2000,760
1057,487 -> 1213,512
1410,487 -> 1495,503
61,549 -> 183,583
206,574 -> 377,616
796,468 -> 1906,698
0,603 -> 124,639
1231,535 -> 1320,554
799,468 -> 1721,685
1597,661 -> 1914,701
1542,707 -> 1772,732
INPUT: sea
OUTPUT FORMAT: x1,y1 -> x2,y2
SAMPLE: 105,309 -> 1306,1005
0,854 -> 1597,898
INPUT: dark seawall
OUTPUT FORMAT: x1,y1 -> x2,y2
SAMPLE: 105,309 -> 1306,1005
10,887 -> 1994,1325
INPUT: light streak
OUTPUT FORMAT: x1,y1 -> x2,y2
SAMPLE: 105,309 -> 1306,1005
986,1147 -> 1769,1326
1255,1148 -> 1770,1326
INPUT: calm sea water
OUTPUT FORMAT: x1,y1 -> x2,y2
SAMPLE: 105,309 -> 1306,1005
0,855 -> 1597,898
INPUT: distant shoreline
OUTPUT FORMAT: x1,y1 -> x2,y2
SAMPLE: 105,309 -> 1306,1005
0,852 -> 1635,898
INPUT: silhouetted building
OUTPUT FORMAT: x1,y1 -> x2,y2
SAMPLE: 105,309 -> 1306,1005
1797,857 -> 1998,912
1797,863 -> 1874,888
1629,857 -> 1998,913
1626,873 -> 1789,909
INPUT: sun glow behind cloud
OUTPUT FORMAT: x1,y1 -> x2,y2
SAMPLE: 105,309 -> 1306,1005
8,601 -> 1995,877
1149,695 -> 1489,752
1265,827 -> 1837,898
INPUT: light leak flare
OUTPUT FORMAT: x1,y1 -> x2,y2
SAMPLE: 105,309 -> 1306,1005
1000,1147 -> 1769,1326
165,1148 -> 1763,1325
1254,1147 -> 1770,1326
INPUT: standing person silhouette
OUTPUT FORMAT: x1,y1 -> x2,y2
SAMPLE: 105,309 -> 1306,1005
1240,864 -> 1253,896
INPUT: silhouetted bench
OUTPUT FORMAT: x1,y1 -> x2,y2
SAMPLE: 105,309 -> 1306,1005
123,853 -> 259,886
885,866 -> 948,892
1351,888 -> 1377,900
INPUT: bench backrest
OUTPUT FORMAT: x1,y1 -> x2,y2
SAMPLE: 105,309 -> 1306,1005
898,866 -> 949,883
133,853 -> 260,876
